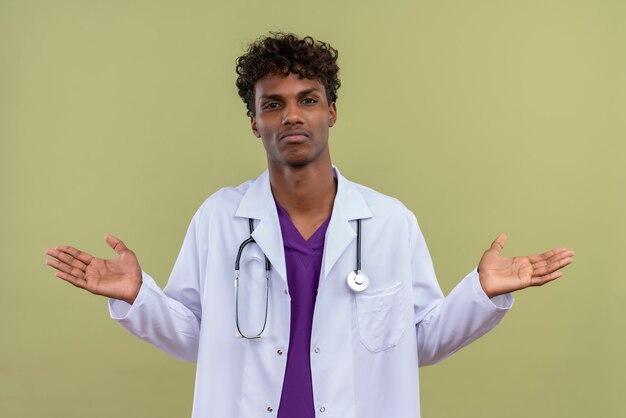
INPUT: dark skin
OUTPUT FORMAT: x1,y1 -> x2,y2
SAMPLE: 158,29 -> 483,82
45,72 -> 574,302
251,72 -> 337,239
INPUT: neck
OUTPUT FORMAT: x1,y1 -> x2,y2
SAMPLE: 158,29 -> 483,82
268,159 -> 336,239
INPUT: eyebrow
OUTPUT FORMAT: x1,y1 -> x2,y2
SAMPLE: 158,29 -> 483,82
259,87 -> 322,101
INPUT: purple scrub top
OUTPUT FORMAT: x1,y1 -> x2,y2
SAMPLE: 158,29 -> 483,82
275,200 -> 331,418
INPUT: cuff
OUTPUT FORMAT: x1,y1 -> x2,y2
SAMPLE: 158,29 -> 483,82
108,271 -> 155,320
469,268 -> 514,310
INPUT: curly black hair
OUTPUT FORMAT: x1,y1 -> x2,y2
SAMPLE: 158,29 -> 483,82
235,32 -> 340,116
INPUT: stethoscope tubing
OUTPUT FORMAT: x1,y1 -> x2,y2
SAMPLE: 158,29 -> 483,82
234,218 -> 366,339
235,219 -> 270,339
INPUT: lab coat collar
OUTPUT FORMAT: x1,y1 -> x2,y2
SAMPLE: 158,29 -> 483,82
323,167 -> 372,280
234,170 -> 287,283
234,166 -> 373,284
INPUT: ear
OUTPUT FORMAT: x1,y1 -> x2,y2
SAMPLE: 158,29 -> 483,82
328,102 -> 337,127
250,115 -> 261,138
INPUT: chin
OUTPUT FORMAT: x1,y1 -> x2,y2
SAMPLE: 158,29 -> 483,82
280,152 -> 314,168
271,148 -> 328,169
284,159 -> 311,168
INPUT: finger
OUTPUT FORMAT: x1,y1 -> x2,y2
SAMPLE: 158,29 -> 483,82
532,256 -> 573,277
46,248 -> 88,271
530,270 -> 563,286
55,271 -> 87,289
534,250 -> 575,270
105,234 -> 129,255
545,250 -> 575,265
46,258 -> 86,279
528,248 -> 563,263
528,247 -> 574,263
54,245 -> 94,265
529,249 -> 576,271
489,233 -> 507,254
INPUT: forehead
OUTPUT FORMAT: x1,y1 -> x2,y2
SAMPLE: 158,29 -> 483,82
254,72 -> 325,99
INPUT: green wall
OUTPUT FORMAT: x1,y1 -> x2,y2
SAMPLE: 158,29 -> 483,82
1,0 -> 624,417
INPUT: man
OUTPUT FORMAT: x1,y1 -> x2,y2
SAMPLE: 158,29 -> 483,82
45,33 -> 574,417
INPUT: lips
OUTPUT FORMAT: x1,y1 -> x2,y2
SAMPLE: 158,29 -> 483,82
279,130 -> 310,142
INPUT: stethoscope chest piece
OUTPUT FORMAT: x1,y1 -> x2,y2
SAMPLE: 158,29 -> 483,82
347,270 -> 369,292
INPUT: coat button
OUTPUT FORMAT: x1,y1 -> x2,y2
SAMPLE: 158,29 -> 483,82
319,406 -> 326,412
284,289 -> 289,295
277,349 -> 283,356
314,347 -> 320,353
267,406 -> 273,412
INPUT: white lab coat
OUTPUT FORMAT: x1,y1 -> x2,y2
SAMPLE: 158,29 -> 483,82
109,167 -> 513,418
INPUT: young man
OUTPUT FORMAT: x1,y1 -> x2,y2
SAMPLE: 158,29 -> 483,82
45,33 -> 574,417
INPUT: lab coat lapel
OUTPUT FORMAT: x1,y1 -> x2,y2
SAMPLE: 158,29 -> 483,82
234,168 -> 372,285
322,169 -> 373,281
234,170 -> 287,284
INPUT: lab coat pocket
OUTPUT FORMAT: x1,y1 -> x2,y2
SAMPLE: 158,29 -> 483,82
355,282 -> 406,353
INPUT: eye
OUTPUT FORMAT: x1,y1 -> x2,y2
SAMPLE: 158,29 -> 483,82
302,97 -> 318,105
262,102 -> 280,110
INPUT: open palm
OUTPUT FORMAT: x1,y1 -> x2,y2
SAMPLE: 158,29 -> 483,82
46,234 -> 142,304
478,234 -> 575,298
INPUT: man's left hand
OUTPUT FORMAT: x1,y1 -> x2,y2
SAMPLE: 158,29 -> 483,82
478,234 -> 575,298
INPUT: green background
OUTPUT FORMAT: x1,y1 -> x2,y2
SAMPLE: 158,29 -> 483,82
1,0 -> 624,417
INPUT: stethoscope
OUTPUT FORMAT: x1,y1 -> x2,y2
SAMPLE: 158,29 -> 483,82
234,218 -> 368,339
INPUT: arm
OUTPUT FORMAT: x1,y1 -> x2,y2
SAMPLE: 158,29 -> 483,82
410,217 -> 574,366
45,219 -> 203,362
409,218 -> 511,366
107,216 -> 203,362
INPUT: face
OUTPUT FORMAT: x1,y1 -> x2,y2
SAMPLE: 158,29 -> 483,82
251,72 -> 337,169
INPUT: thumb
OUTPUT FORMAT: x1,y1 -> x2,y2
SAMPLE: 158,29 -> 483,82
105,234 -> 129,255
489,233 -> 507,254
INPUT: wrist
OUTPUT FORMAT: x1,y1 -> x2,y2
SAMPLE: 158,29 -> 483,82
123,275 -> 142,304
478,272 -> 497,299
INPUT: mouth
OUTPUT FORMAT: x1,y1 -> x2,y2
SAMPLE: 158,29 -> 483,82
280,130 -> 310,143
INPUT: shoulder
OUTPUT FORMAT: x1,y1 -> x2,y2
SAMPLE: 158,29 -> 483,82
344,176 -> 419,230
192,176 -> 257,221
350,181 -> 406,210
345,176 -> 414,217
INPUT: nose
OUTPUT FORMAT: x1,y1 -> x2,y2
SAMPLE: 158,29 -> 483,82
281,103 -> 304,126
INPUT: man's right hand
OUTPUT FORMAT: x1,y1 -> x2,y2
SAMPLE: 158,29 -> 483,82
45,234 -> 142,304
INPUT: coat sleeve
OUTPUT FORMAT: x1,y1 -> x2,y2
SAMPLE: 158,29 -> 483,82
108,212 -> 203,363
407,211 -> 514,366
